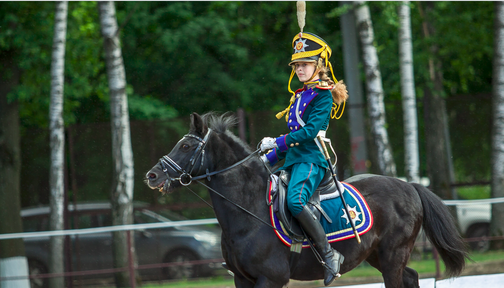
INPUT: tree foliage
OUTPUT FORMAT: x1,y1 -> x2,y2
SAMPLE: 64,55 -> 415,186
0,1 -> 497,206
361,1 -> 494,182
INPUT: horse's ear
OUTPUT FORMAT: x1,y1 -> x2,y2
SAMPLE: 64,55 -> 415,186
190,112 -> 207,135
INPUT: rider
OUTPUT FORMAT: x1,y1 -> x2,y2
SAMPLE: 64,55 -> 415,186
260,31 -> 348,286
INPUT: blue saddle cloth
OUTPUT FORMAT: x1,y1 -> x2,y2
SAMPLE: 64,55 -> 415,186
269,182 -> 373,248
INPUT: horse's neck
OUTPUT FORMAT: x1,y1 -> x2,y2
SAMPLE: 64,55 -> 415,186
206,134 -> 270,235
207,159 -> 270,235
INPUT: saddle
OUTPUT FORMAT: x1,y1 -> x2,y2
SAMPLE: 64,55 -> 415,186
268,164 -> 345,242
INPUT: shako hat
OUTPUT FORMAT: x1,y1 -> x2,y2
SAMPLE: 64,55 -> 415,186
277,2 -> 347,122
286,31 -> 337,96
289,32 -> 332,66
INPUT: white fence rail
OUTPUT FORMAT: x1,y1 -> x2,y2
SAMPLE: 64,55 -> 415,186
443,197 -> 504,206
2,197 -> 504,240
0,218 -> 219,240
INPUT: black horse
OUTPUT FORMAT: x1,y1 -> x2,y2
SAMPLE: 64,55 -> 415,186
145,112 -> 469,288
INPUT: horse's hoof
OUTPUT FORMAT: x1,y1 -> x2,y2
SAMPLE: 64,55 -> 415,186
336,273 -> 341,278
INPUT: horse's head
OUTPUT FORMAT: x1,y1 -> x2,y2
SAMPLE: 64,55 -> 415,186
145,112 -> 213,194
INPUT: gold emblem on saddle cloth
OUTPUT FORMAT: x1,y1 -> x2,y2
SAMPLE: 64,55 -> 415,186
341,205 -> 362,226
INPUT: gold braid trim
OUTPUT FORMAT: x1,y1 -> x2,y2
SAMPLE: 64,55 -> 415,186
327,62 -> 347,119
331,101 -> 346,119
276,95 -> 296,121
291,46 -> 326,61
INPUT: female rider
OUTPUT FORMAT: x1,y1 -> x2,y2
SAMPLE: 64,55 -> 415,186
260,32 -> 348,287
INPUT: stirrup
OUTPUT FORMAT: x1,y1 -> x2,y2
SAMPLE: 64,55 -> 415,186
322,250 -> 344,286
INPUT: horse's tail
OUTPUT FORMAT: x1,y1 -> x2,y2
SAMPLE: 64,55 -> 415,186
412,183 -> 469,277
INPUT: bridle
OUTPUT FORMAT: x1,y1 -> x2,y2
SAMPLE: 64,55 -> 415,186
155,128 -> 303,246
159,128 -> 260,187
159,128 -> 212,186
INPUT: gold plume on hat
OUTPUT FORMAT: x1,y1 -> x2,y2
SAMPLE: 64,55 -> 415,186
277,1 -> 307,121
296,1 -> 306,33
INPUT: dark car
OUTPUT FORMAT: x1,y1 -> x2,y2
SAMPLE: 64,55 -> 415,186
21,202 -> 222,288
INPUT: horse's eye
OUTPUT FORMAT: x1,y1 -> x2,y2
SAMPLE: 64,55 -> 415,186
181,144 -> 190,151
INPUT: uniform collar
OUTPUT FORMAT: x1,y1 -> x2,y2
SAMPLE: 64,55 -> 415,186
303,80 -> 320,90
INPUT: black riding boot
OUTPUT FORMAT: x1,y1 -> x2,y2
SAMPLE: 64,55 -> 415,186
296,207 -> 344,286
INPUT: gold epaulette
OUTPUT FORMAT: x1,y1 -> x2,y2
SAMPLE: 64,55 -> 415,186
316,81 -> 333,90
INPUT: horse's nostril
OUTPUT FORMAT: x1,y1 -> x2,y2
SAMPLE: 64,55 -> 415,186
148,173 -> 157,180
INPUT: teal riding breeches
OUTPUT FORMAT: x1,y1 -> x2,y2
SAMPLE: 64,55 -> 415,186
286,162 -> 325,217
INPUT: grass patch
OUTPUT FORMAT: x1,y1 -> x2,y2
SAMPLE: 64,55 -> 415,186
457,185 -> 491,199
344,250 -> 504,279
467,250 -> 504,262
142,276 -> 234,288
140,250 -> 504,287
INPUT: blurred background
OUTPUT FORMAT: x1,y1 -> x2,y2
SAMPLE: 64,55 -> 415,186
1,1 -> 502,288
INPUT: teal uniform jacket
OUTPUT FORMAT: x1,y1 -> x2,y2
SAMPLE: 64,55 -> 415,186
266,83 -> 333,216
265,84 -> 333,169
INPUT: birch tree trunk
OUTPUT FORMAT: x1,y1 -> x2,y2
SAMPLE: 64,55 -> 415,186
354,1 -> 397,177
98,2 -> 138,286
418,2 -> 456,201
0,54 -> 30,288
398,1 -> 420,183
490,0 -> 504,249
48,2 -> 68,288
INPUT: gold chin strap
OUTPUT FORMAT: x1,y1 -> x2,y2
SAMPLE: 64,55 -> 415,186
328,61 -> 337,85
277,69 -> 297,121
287,69 -> 296,97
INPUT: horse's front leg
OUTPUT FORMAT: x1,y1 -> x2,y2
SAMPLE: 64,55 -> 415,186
234,273 -> 287,288
221,235 -> 257,288
234,273 -> 255,288
254,275 -> 288,288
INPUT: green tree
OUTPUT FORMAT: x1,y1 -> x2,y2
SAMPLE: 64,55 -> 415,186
0,64 -> 30,288
0,3 -> 46,287
358,2 -> 493,186
1,0 -> 499,226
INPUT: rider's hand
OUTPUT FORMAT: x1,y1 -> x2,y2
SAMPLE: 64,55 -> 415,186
260,137 -> 277,152
260,154 -> 269,164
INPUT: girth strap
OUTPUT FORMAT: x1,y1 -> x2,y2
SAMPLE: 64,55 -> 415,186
311,202 -> 333,224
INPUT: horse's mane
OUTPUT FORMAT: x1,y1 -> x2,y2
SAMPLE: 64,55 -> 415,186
200,112 -> 253,153
201,112 -> 238,134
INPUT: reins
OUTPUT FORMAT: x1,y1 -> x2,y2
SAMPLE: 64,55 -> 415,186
192,153 -> 298,238
185,177 -> 294,239
186,152 -> 327,268
192,149 -> 260,182
158,130 -> 294,238
158,129 -> 331,271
